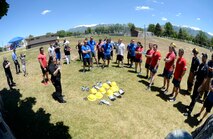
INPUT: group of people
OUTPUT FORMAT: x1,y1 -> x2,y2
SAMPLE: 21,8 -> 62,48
2,36 -> 213,124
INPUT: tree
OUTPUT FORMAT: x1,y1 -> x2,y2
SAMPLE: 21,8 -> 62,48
46,32 -> 53,36
178,28 -> 189,40
85,27 -> 92,34
178,28 -> 183,39
193,31 -> 208,46
210,37 -> 213,48
128,23 -> 136,32
0,0 -> 9,19
163,22 -> 174,37
28,35 -> 34,38
147,24 -> 155,33
154,23 -> 162,36
56,30 -> 67,37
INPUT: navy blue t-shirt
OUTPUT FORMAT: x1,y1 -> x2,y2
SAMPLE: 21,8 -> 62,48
102,43 -> 112,56
207,60 -> 213,78
128,43 -> 136,56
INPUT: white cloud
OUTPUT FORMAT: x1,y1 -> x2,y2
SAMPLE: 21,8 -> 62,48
41,10 -> 51,15
135,6 -> 151,11
152,0 -> 164,4
196,18 -> 201,21
208,32 -> 213,36
74,24 -> 97,28
161,17 -> 167,21
176,13 -> 182,17
182,25 -> 201,31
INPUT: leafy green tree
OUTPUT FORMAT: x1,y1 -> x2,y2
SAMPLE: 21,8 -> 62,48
128,23 -> 136,32
178,28 -> 189,40
0,0 -> 9,19
147,24 -> 155,33
193,31 -> 208,46
210,37 -> 213,48
56,30 -> 67,37
46,32 -> 53,36
154,23 -> 162,36
28,35 -> 34,38
163,22 -> 174,37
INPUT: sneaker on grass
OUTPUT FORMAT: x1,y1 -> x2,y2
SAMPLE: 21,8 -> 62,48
169,97 -> 176,102
161,87 -> 166,91
164,90 -> 169,95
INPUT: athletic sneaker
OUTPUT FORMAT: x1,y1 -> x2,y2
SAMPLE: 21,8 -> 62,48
169,97 -> 176,102
161,87 -> 166,91
138,72 -> 142,75
164,90 -> 169,95
146,86 -> 151,91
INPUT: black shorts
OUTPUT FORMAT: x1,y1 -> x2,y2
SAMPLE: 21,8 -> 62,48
163,68 -> 173,79
90,51 -> 96,57
149,66 -> 158,74
172,78 -> 180,88
127,52 -> 131,59
98,52 -> 104,60
83,58 -> 90,66
41,66 -> 48,75
117,55 -> 123,61
111,51 -> 113,57
145,63 -> 150,69
130,56 -> 135,62
135,58 -> 142,63
104,55 -> 111,60
203,98 -> 213,113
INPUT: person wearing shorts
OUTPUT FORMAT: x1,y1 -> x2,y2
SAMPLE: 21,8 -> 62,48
147,44 -> 161,91
81,41 -> 91,72
96,39 -> 104,65
127,39 -> 136,68
145,43 -> 154,79
161,43 -> 176,94
54,40 -> 61,64
38,47 -> 49,85
135,42 -> 143,74
116,39 -> 125,67
87,36 -> 98,67
169,49 -> 187,102
102,39 -> 113,67
194,79 -> 213,124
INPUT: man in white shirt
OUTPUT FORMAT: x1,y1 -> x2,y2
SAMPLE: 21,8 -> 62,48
48,43 -> 55,58
116,39 -> 125,67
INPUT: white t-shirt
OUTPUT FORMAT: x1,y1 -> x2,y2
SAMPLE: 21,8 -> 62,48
48,47 -> 55,57
117,43 -> 125,56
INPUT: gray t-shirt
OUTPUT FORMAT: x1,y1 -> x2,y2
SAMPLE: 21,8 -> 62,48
116,43 -> 125,56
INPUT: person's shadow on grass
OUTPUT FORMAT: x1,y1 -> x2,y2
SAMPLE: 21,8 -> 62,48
0,88 -> 72,139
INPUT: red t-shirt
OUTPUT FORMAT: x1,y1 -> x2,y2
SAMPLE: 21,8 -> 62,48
174,57 -> 187,80
38,53 -> 47,68
150,51 -> 161,67
165,52 -> 176,71
145,49 -> 154,64
135,47 -> 143,60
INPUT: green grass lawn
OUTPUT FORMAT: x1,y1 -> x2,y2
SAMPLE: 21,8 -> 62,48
0,36 -> 212,139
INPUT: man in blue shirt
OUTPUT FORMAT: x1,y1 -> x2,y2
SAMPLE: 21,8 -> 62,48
87,36 -> 98,67
127,39 -> 136,68
102,39 -> 112,68
82,41 -> 91,72
12,49 -> 21,74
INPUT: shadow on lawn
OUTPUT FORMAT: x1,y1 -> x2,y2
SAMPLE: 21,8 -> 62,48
173,101 -> 199,128
0,88 -> 72,139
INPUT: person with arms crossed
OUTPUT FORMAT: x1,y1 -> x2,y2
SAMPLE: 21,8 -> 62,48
87,36 -> 98,67
116,39 -> 125,68
81,41 -> 91,72
134,42 -> 143,75
127,39 -> 136,68
102,39 -> 113,68
145,43 -> 154,79
38,47 -> 49,85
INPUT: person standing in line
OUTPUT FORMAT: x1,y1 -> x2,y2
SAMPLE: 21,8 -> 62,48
134,42 -> 143,75
147,44 -> 161,91
145,43 -> 154,79
20,53 -> 27,76
102,39 -> 113,68
96,39 -> 104,66
183,53 -> 208,116
81,41 -> 91,72
12,49 -> 21,74
168,49 -> 187,102
48,56 -> 66,103
63,39 -> 71,64
38,47 -> 49,85
48,43 -> 55,58
161,44 -> 176,94
116,39 -> 125,67
3,57 -> 16,89
76,40 -> 82,61
127,39 -> 136,68
54,39 -> 61,64
87,36 -> 98,67
187,48 -> 200,94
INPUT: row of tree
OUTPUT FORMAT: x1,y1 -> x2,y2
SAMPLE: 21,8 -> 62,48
147,22 -> 213,48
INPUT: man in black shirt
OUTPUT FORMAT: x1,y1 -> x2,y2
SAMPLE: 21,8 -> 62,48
187,48 -> 200,94
184,53 -> 208,116
2,57 -> 16,89
48,56 -> 66,103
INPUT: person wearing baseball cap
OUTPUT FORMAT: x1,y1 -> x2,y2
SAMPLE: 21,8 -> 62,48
184,53 -> 208,116
187,48 -> 200,94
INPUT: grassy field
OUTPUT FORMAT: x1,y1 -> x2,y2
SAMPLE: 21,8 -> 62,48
0,35 -> 212,139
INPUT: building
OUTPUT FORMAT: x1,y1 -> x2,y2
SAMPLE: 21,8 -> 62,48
26,34 -> 59,49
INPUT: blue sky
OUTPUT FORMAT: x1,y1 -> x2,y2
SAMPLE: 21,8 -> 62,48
0,0 -> 213,46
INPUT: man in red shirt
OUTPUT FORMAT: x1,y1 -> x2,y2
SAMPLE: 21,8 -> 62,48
38,47 -> 49,85
161,44 -> 176,94
169,49 -> 187,102
147,44 -> 161,91
145,43 -> 154,79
